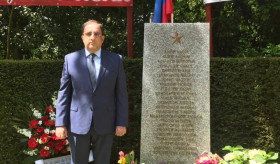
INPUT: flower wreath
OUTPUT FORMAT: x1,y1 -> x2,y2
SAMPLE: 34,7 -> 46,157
14,92 -> 70,159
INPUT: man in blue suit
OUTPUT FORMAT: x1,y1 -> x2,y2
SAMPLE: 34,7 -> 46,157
55,20 -> 128,164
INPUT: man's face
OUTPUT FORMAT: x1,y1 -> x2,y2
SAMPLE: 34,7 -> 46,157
81,22 -> 105,53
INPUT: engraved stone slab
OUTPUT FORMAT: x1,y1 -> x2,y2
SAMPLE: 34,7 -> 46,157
141,23 -> 210,164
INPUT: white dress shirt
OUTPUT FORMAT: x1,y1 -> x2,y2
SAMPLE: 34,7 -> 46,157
85,49 -> 101,80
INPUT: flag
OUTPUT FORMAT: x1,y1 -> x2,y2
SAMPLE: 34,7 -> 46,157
204,0 -> 232,4
153,0 -> 173,23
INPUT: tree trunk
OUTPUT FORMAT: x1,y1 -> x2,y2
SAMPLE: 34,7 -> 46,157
6,6 -> 14,59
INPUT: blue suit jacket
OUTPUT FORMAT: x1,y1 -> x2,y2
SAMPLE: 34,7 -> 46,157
55,49 -> 128,135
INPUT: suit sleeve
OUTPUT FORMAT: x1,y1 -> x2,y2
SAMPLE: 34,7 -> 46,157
115,56 -> 129,127
55,55 -> 72,127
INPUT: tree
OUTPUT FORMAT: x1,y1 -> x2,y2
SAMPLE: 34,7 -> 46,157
212,0 -> 280,57
0,0 -> 280,59
0,0 -> 154,59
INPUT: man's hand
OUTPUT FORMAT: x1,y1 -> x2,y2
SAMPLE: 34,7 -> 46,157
115,126 -> 126,137
55,126 -> 68,139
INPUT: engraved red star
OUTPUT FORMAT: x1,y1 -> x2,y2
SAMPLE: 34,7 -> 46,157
171,32 -> 182,44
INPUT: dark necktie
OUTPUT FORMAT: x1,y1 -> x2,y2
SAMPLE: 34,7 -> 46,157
88,53 -> 96,89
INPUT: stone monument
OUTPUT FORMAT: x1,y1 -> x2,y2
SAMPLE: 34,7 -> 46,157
141,23 -> 210,164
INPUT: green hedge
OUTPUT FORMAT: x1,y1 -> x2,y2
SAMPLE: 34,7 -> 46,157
0,60 -> 63,164
210,58 -> 280,158
0,58 -> 280,163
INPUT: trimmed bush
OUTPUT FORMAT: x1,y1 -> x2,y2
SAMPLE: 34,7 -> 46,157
210,58 -> 280,159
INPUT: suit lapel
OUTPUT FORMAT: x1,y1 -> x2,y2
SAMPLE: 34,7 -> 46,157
94,49 -> 106,92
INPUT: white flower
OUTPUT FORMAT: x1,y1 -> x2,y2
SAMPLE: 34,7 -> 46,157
50,129 -> 55,134
49,112 -> 56,121
44,128 -> 50,134
249,160 -> 262,164
44,146 -> 49,150
38,120 -> 42,125
38,138 -> 43,144
52,92 -> 57,108
23,149 -> 38,156
224,152 -> 234,161
16,127 -> 32,138
52,99 -> 57,108
248,149 -> 266,159
31,108 -> 42,119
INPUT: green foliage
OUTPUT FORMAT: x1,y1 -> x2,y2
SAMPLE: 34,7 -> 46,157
21,156 -> 41,164
222,145 -> 244,152
220,145 -> 278,164
0,0 -> 154,59
173,0 -> 205,23
212,0 -> 280,57
262,44 -> 280,57
1,0 -> 280,59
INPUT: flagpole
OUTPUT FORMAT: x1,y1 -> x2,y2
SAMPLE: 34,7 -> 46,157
171,13 -> 174,23
205,3 -> 213,57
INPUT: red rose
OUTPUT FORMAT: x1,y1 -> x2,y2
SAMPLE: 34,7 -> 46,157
41,115 -> 49,121
54,149 -> 59,154
29,120 -> 39,129
47,141 -> 55,148
61,148 -> 69,154
40,133 -> 50,143
36,127 -> 44,133
28,137 -> 38,148
44,120 -> 55,126
54,140 -> 63,150
44,121 -> 49,126
49,121 -> 55,126
52,133 -> 58,140
60,139 -> 66,146
45,106 -> 55,113
40,148 -> 49,158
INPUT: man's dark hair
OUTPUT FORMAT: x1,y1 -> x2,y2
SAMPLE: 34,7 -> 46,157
81,20 -> 104,36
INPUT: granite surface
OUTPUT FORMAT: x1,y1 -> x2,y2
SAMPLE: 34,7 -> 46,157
141,23 -> 210,164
